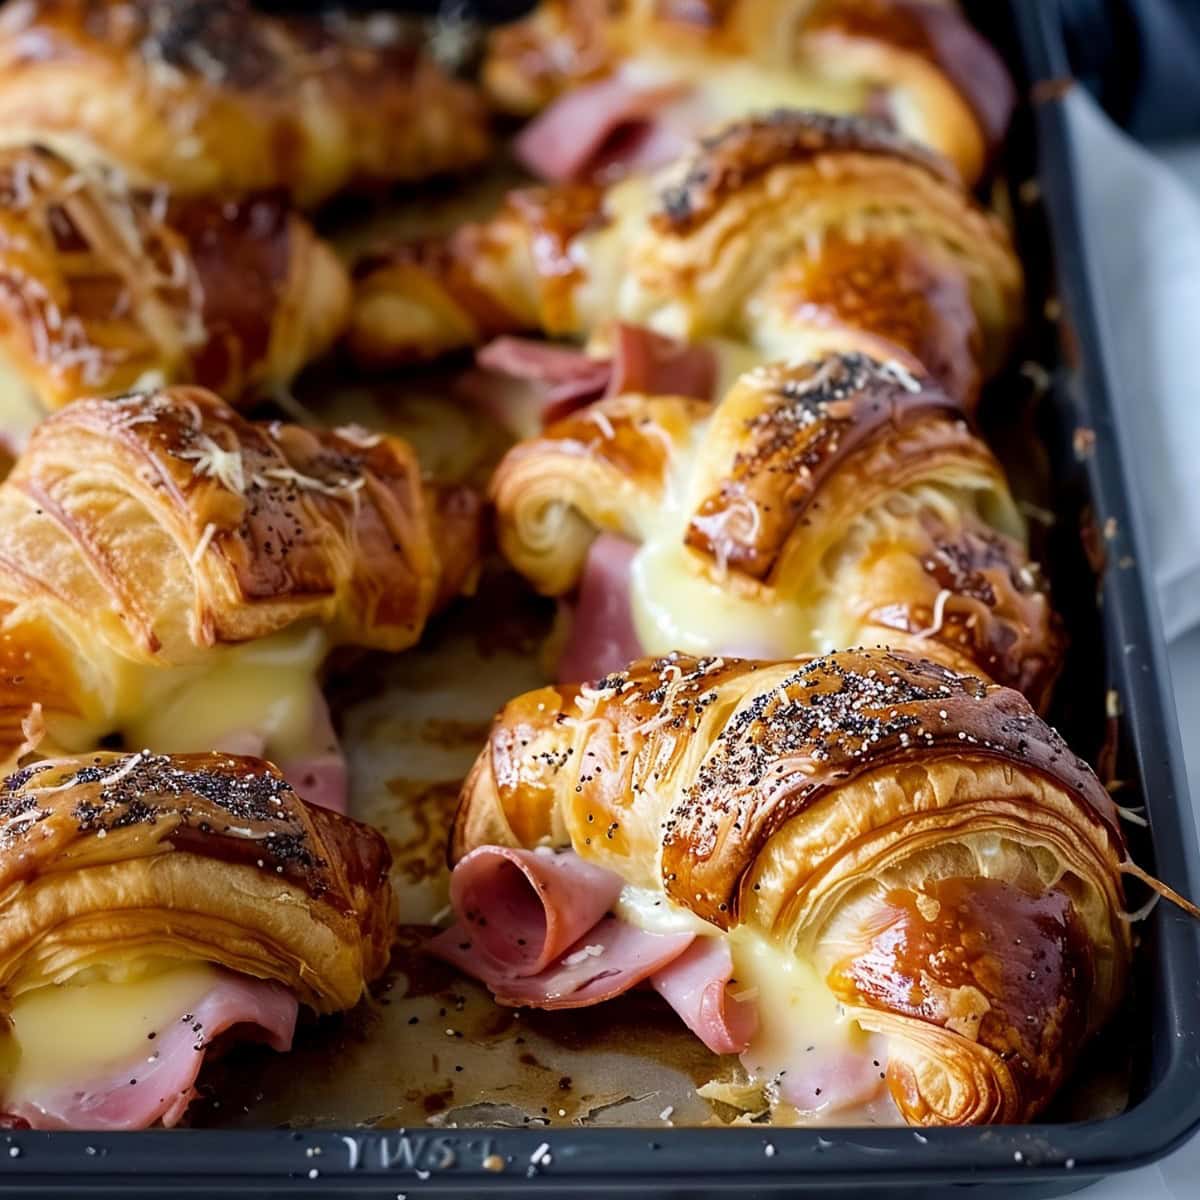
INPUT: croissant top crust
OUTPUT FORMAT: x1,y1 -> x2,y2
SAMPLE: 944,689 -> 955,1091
0,749 -> 395,1010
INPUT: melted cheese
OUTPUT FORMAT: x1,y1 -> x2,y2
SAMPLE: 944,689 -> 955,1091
125,625 -> 327,761
0,353 -> 44,457
616,884 -> 717,936
623,53 -> 869,127
0,961 -> 219,1098
728,928 -> 863,1097
51,624 -> 328,765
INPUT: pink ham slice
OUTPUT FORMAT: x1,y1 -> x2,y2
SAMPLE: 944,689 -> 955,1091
5,972 -> 298,1131
429,847 -> 696,1009
605,321 -> 717,404
432,914 -> 694,1009
445,845 -> 624,975
514,74 -> 690,182
472,323 -> 718,430
475,337 -> 613,427
650,937 -> 758,1055
557,533 -> 642,684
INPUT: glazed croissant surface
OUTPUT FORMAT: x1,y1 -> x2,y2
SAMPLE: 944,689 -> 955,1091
0,385 -> 482,762
453,647 -> 1129,1126
484,0 -> 1014,188
0,146 -> 349,433
349,110 -> 1022,411
0,0 -> 490,207
0,749 -> 394,1012
492,348 -> 1063,707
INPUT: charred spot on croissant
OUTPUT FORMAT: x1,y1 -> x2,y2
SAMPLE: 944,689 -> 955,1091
655,110 -> 956,234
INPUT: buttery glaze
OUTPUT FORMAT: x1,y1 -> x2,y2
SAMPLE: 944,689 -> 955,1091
347,109 -> 1023,408
451,647 -> 1129,1126
482,0 -> 1014,186
0,385 -> 483,760
493,351 -> 1064,706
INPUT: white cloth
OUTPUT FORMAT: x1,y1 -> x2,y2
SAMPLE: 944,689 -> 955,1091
1047,88 -> 1200,1200
1062,89 -> 1200,643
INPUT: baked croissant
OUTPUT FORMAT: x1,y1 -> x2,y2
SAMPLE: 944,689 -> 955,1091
0,749 -> 394,1129
0,385 -> 482,808
438,647 -> 1129,1126
0,146 -> 349,441
348,110 -> 1022,411
491,348 -> 1063,708
0,0 -> 490,207
484,0 -> 1014,188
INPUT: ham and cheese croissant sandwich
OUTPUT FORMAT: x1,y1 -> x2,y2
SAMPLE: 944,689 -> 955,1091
0,749 -> 394,1129
0,146 -> 349,446
491,348 -> 1063,709
348,110 -> 1022,412
0,0 -> 489,207
434,648 -> 1130,1126
485,0 -> 1014,188
0,386 -> 482,811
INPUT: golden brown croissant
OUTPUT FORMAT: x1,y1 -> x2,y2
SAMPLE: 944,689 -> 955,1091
0,386 -> 482,796
0,146 -> 349,439
0,0 -> 490,207
483,0 -> 1014,188
491,349 -> 1063,707
0,748 -> 394,1128
348,111 -> 1022,410
448,647 -> 1129,1126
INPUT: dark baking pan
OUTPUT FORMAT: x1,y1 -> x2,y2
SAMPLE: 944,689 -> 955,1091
2,0 -> 1199,1195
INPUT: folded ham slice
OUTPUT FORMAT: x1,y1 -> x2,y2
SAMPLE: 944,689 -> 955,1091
514,74 -> 689,182
5,972 -> 297,1131
446,845 -> 624,975
475,338 -> 613,428
433,914 -> 695,1009
473,323 -> 717,431
430,847 -> 696,1008
651,937 -> 758,1055
557,533 -> 643,684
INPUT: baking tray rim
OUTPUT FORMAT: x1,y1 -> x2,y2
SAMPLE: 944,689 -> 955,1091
0,0 -> 1198,1190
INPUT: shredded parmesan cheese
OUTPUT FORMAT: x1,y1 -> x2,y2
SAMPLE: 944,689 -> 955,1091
177,435 -> 246,494
915,589 -> 952,639
190,522 -> 218,566
561,944 -> 606,967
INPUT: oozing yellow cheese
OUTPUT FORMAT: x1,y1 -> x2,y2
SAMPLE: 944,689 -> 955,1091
125,625 -> 328,761
0,961 -> 219,1098
623,53 -> 869,127
52,624 -> 328,765
728,929 -> 861,1089
0,354 -> 43,457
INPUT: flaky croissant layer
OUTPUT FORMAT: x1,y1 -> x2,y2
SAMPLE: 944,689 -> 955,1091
349,110 -> 1022,413
452,648 -> 1130,1126
0,749 -> 395,1129
491,347 -> 1063,707
0,385 -> 482,766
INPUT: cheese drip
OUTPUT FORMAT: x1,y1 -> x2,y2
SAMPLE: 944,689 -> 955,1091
728,928 -> 888,1120
628,380 -> 1006,663
53,624 -> 328,764
0,961 -> 220,1099
616,886 -> 895,1123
